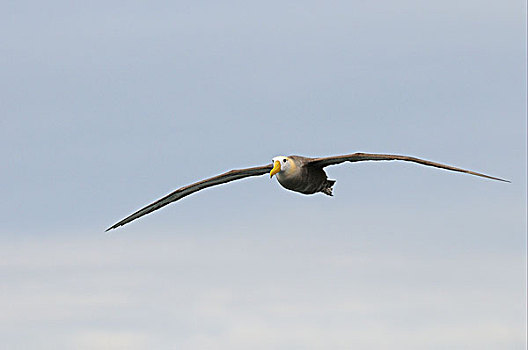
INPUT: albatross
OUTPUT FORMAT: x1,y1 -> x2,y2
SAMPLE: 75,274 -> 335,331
106,152 -> 508,231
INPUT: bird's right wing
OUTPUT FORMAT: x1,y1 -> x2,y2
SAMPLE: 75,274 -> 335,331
106,164 -> 273,231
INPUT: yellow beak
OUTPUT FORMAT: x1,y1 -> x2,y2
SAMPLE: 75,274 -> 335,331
270,160 -> 281,178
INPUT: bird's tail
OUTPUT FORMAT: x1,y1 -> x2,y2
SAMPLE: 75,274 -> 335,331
322,179 -> 336,196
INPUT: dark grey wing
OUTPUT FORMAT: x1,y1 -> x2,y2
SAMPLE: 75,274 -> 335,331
306,152 -> 509,182
106,164 -> 273,231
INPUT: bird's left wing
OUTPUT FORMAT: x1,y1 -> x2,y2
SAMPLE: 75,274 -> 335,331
306,152 -> 509,182
106,164 -> 273,231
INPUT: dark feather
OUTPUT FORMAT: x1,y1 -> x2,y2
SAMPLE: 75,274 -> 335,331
306,152 -> 509,182
106,164 -> 272,231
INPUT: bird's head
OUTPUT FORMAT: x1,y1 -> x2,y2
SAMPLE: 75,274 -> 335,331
270,156 -> 295,178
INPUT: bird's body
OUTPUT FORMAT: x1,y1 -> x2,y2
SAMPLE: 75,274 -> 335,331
273,155 -> 335,195
106,152 -> 508,231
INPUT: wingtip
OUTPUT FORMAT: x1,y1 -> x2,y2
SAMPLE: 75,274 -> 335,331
490,176 -> 511,183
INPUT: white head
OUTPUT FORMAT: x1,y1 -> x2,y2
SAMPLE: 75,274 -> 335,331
270,156 -> 295,178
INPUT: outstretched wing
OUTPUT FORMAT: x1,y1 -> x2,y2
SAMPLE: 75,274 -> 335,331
306,152 -> 509,182
106,164 -> 273,231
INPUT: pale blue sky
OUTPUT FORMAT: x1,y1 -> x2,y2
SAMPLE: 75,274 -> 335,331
1,1 -> 526,349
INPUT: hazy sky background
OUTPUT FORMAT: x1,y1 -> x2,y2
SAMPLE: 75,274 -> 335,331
1,0 -> 526,349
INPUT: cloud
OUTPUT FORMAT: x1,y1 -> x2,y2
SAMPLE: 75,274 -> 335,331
0,230 -> 524,349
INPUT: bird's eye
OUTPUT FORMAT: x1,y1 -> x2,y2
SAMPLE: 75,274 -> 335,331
283,159 -> 287,163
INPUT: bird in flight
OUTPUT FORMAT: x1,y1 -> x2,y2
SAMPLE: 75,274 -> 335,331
106,152 -> 508,231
